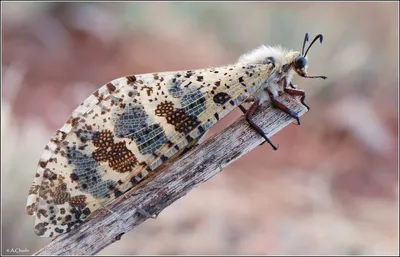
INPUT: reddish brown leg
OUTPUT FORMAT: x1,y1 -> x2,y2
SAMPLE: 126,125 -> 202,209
265,89 -> 301,125
244,96 -> 256,103
284,82 -> 310,110
238,105 -> 247,114
239,103 -> 279,151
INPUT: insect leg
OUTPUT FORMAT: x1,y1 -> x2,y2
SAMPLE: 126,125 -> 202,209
238,96 -> 256,114
244,96 -> 256,103
238,105 -> 248,114
239,103 -> 279,151
284,82 -> 310,110
266,88 -> 301,125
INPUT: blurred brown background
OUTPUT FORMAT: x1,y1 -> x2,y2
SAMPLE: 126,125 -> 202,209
2,2 -> 398,255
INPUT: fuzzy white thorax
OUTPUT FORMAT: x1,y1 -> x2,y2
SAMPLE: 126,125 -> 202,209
237,45 -> 298,103
237,45 -> 293,66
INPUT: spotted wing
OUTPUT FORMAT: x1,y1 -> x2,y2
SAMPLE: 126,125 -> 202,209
26,62 -> 272,237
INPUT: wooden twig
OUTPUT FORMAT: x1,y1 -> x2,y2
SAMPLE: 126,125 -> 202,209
34,93 -> 308,256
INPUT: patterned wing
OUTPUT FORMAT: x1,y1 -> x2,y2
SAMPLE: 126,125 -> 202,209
26,62 -> 272,237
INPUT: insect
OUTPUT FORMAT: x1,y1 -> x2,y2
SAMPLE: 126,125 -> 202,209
26,33 -> 327,237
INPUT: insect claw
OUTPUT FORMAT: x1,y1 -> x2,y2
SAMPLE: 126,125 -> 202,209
242,102 -> 279,151
287,110 -> 301,125
267,89 -> 302,126
261,133 -> 278,150
302,101 -> 311,111
256,131 -> 278,150
284,86 -> 310,111
238,104 -> 247,114
293,114 -> 300,125
259,139 -> 279,150
115,232 -> 125,241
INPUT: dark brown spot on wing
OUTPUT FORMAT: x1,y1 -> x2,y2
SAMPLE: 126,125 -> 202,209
34,222 -> 49,236
70,173 -> 79,182
213,92 -> 231,105
39,161 -> 47,168
26,203 -> 37,216
92,130 -> 138,173
82,207 -> 91,216
37,209 -> 48,218
68,195 -> 87,209
126,75 -> 136,84
155,101 -> 175,117
43,169 -> 57,180
53,184 -> 71,205
106,83 -> 116,92
165,109 -> 201,134
92,130 -> 114,148
29,185 -> 40,195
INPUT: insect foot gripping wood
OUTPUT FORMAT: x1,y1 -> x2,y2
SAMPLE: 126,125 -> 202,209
27,32 -> 327,249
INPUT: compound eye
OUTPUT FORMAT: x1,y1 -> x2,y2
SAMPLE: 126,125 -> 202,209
294,56 -> 307,69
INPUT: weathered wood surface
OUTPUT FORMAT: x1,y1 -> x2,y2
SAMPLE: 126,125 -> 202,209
34,93 -> 308,256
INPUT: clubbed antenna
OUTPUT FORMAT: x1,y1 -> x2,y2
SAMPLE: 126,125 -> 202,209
304,34 -> 323,57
